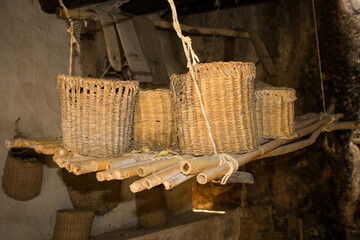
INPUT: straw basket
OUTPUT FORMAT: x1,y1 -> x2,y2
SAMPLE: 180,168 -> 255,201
135,186 -> 168,229
52,209 -> 94,240
170,62 -> 259,155
2,153 -> 42,201
58,75 -> 139,157
255,87 -> 296,139
133,89 -> 177,150
62,170 -> 122,215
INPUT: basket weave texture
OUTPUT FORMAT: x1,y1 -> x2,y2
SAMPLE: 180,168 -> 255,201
52,209 -> 94,240
170,62 -> 259,155
62,170 -> 122,215
255,87 -> 296,139
58,75 -> 139,157
2,153 -> 42,201
134,89 -> 177,150
135,186 -> 167,229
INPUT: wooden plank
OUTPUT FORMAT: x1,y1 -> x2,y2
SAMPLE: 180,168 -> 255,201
112,14 -> 153,83
80,22 -> 97,77
133,16 -> 169,85
90,8 -> 122,72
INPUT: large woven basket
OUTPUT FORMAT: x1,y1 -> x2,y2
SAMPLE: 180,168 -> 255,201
170,62 -> 259,155
135,186 -> 168,229
2,153 -> 42,201
255,87 -> 296,139
62,169 -> 122,215
58,75 -> 139,157
133,89 -> 177,150
52,209 -> 94,240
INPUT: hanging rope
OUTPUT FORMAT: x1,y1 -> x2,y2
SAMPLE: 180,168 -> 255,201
59,0 -> 80,76
209,0 -> 221,61
311,0 -> 326,113
167,0 -> 239,184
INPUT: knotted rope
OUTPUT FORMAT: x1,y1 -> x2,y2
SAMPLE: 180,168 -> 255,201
59,0 -> 80,76
167,0 -> 239,184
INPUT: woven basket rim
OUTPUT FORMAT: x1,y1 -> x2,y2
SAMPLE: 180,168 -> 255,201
57,74 -> 139,88
255,87 -> 296,101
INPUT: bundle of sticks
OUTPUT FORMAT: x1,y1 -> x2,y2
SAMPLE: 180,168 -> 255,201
6,104 -> 360,193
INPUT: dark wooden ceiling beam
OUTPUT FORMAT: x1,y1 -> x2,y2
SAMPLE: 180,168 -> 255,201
121,0 -> 278,16
38,0 -> 111,14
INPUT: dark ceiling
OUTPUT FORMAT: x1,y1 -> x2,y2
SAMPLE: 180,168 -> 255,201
39,0 -> 277,15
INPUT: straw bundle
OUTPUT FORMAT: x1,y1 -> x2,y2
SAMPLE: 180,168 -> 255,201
58,75 -> 139,157
255,87 -> 296,139
133,89 -> 177,150
170,61 -> 259,155
2,153 -> 42,201
135,186 -> 167,229
62,170 -> 122,215
52,209 -> 94,240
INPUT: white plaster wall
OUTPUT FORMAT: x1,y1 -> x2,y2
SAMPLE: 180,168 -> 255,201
0,0 -> 137,239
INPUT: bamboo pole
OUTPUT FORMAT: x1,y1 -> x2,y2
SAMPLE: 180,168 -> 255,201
260,128 -> 323,159
110,160 -> 155,180
163,173 -> 195,190
138,155 -> 192,177
142,164 -> 181,189
130,180 -> 148,193
106,154 -> 154,169
56,9 -> 250,38
197,105 -> 335,184
180,156 -> 221,175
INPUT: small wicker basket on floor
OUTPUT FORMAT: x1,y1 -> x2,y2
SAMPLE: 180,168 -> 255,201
58,75 -> 139,157
52,209 -> 94,240
2,152 -> 42,201
62,169 -> 122,215
135,186 -> 168,229
133,89 -> 177,150
170,61 -> 259,155
255,87 -> 297,139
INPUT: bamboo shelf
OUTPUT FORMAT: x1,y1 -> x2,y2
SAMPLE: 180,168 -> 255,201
5,105 -> 360,193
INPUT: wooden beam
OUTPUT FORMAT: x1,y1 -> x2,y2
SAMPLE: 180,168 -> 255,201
56,9 -> 250,38
39,0 -> 109,14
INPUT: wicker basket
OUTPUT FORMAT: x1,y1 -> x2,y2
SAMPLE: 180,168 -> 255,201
255,87 -> 296,139
2,153 -> 42,201
170,61 -> 259,155
58,75 -> 139,157
52,209 -> 94,240
135,186 -> 168,229
62,169 -> 122,215
133,89 -> 177,150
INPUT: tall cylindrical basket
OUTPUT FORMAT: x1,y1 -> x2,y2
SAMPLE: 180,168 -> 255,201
170,62 -> 259,155
57,75 -> 139,157
52,209 -> 94,240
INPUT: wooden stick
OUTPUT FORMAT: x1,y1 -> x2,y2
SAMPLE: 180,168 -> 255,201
260,128 -> 323,159
56,9 -> 250,38
96,171 -> 107,181
180,156 -> 221,175
325,121 -> 360,131
138,155 -> 192,177
163,173 -> 195,190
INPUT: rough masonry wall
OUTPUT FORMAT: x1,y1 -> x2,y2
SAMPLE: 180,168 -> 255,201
0,1 -> 138,239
